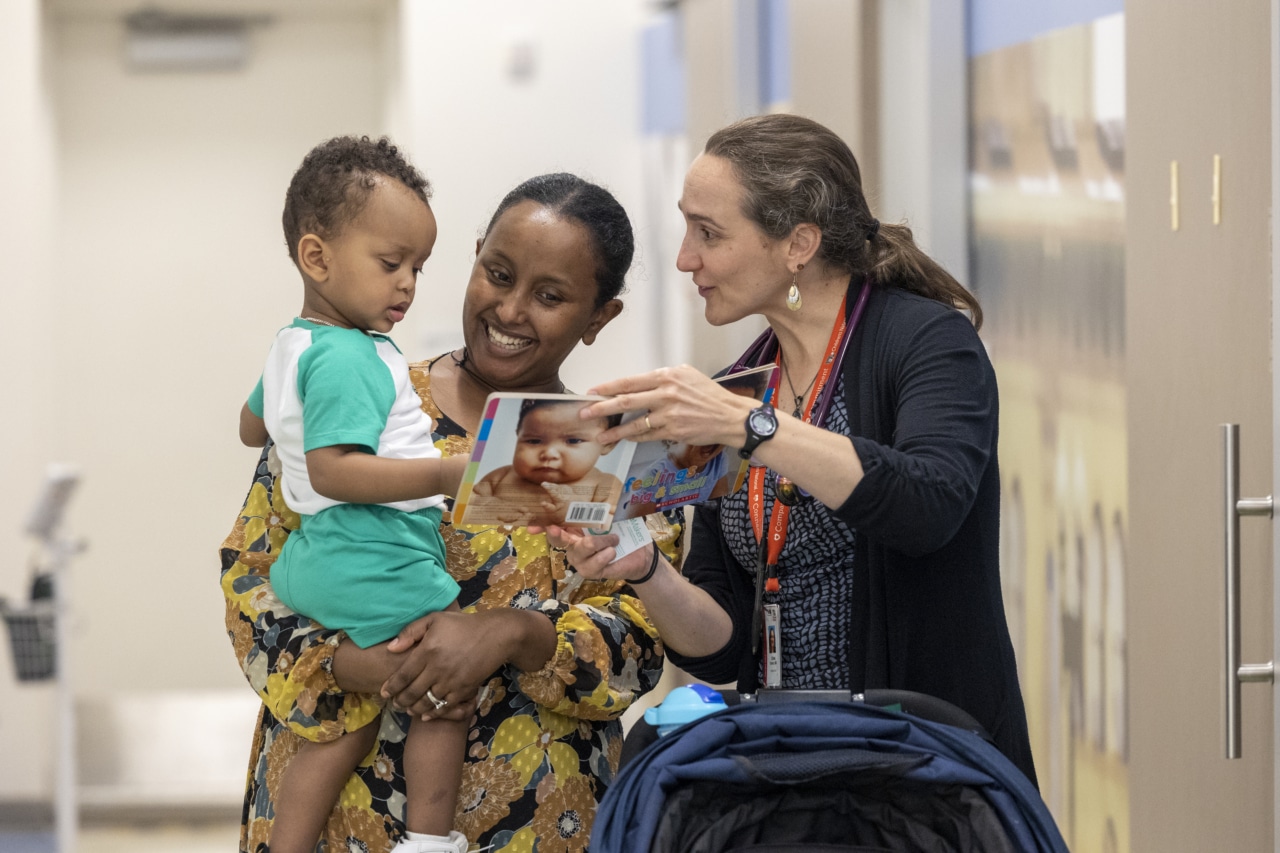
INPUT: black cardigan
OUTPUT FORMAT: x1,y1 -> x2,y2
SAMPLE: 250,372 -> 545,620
668,280 -> 1037,786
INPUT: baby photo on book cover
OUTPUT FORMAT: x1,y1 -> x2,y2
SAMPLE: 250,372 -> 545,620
456,396 -> 627,528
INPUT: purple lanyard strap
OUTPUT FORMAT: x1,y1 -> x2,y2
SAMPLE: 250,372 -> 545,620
729,276 -> 873,431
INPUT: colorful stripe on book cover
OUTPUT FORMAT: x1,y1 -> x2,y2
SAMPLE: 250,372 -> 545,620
451,396 -> 502,523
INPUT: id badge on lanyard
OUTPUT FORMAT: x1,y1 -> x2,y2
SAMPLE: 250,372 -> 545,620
762,602 -> 782,687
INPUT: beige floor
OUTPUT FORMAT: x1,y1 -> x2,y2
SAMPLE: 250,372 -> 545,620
79,823 -> 241,852
0,821 -> 241,853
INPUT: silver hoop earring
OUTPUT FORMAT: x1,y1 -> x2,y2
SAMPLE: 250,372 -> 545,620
786,264 -> 804,311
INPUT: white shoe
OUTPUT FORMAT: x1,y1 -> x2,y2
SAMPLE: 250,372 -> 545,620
389,830 -> 470,853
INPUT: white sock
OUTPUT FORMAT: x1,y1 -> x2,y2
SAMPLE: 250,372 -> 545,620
405,831 -> 453,842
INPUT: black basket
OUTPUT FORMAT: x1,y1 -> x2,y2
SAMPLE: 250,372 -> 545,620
2,600 -> 56,682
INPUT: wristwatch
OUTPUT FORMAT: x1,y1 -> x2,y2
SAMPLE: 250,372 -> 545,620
739,405 -> 779,460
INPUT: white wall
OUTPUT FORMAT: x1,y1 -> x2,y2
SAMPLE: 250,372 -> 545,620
877,0 -> 969,284
0,0 -> 60,803
398,0 -> 662,392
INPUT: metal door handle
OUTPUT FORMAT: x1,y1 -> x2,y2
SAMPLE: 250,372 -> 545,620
1222,423 -> 1275,759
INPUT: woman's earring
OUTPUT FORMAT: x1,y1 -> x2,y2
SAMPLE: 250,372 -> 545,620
786,263 -> 804,312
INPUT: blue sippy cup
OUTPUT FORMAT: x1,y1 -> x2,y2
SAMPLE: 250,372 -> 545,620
643,684 -> 728,736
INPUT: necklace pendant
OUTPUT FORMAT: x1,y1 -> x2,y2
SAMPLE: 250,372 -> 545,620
776,476 -> 802,507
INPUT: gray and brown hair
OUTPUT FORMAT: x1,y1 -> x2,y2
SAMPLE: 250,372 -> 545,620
704,114 -> 982,328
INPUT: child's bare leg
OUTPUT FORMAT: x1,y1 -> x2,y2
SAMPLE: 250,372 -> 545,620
271,720 -> 380,853
404,714 -> 467,837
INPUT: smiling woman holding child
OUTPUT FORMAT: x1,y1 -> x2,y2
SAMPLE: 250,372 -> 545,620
221,150 -> 681,853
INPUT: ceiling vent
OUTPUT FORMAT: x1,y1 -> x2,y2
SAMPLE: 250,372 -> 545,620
123,8 -> 271,72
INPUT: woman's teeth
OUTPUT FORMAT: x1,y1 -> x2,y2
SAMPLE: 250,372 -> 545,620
487,326 -> 531,350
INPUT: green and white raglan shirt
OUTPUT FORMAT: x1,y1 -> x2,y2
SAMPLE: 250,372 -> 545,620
246,319 -> 458,647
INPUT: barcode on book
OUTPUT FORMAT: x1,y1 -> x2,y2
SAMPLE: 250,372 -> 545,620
565,502 -> 612,525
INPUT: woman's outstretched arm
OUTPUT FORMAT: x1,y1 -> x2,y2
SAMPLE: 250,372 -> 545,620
543,514 -> 732,662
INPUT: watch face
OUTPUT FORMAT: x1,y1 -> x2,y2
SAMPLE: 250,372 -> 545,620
748,408 -> 777,437
739,406 -> 778,460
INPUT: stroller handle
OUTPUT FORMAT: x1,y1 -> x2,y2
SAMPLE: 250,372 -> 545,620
741,687 -> 993,743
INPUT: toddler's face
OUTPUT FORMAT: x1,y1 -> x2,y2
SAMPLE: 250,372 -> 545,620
319,177 -> 436,333
514,405 -> 610,484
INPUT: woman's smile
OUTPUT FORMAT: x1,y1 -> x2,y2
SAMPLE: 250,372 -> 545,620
482,320 -> 534,352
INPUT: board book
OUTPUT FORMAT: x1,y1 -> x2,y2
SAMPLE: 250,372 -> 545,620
452,364 -> 776,528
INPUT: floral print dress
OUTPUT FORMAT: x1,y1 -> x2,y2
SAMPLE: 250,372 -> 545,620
220,357 -> 681,853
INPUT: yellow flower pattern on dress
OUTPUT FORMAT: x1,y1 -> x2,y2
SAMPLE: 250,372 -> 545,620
219,355 -> 682,852
491,710 -> 580,786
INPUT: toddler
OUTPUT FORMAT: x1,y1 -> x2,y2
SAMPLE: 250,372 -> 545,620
239,136 -> 469,853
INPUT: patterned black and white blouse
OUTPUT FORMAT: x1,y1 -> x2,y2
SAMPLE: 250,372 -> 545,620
719,373 -> 857,689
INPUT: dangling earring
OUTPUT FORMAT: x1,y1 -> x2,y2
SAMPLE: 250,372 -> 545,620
786,263 -> 804,311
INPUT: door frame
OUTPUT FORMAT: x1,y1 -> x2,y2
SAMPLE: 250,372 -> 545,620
1271,0 -> 1280,842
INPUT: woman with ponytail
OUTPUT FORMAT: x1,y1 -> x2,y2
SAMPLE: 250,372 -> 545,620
547,114 -> 1036,785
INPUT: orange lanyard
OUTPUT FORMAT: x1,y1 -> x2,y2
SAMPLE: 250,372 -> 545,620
748,294 -> 848,590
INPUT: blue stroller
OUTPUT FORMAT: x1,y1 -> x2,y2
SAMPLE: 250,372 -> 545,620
594,691 -> 1067,853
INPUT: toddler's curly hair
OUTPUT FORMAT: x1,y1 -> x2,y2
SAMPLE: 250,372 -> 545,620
282,135 -> 431,263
